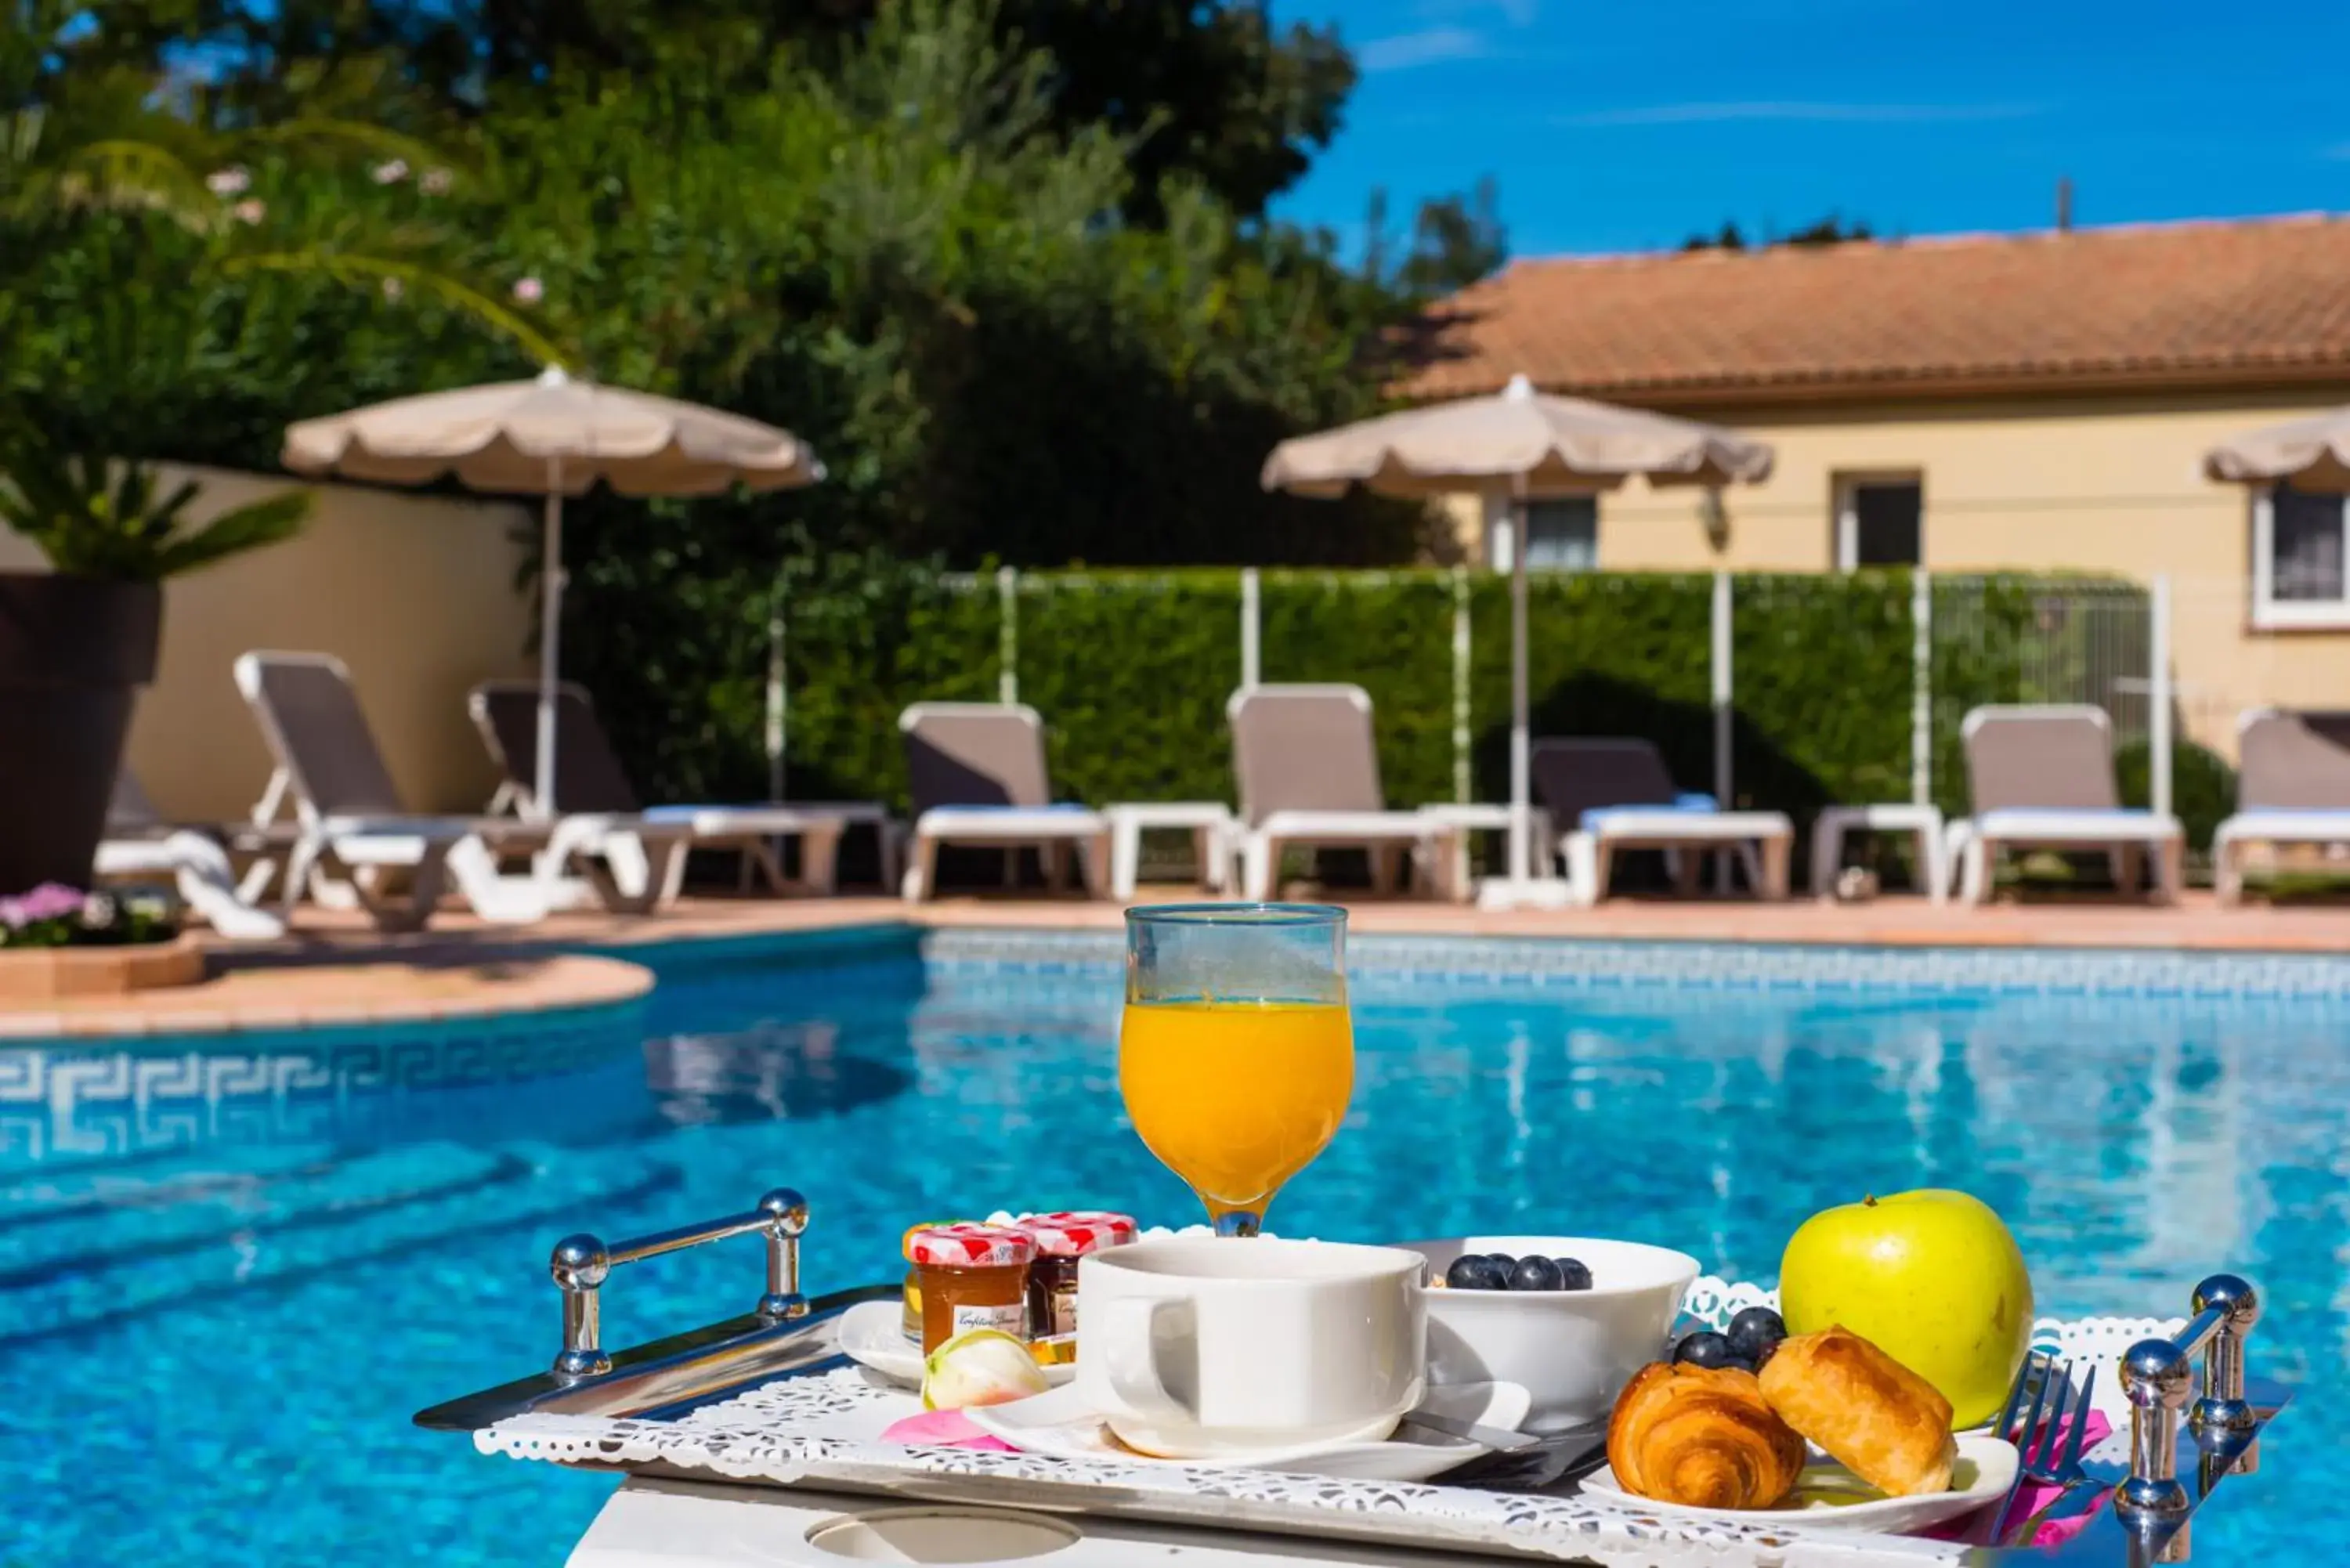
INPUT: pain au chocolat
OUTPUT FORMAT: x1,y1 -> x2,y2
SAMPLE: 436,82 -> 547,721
1757,1326 -> 1957,1498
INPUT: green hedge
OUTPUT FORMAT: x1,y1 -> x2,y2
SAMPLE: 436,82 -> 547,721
761,568 -> 2146,862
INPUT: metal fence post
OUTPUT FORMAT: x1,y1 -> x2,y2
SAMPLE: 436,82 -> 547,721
1712,573 -> 1733,893
2152,573 -> 2174,821
1452,565 -> 1471,804
1240,567 -> 1261,692
1911,569 -> 1932,807
1711,572 -> 1733,804
765,598 -> 786,802
997,565 -> 1018,706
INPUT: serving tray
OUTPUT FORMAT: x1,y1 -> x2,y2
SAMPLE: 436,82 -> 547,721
426,1191 -> 2287,1568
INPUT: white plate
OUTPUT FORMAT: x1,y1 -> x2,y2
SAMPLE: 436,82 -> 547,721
835,1299 -> 1076,1389
1582,1433 -> 2019,1536
964,1380 -> 1531,1483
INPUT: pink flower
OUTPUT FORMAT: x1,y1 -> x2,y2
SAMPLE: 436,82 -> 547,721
512,276 -> 544,304
205,167 -> 250,197
419,168 -> 453,196
232,199 -> 266,225
371,158 -> 410,185
5,883 -> 86,927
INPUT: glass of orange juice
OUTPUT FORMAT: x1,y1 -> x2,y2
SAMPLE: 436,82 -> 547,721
1119,903 -> 1352,1236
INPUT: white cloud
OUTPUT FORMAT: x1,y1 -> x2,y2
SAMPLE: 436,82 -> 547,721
1560,100 -> 2043,127
1357,27 -> 1488,73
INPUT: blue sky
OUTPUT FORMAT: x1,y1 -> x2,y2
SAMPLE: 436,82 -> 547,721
1268,0 -> 2350,259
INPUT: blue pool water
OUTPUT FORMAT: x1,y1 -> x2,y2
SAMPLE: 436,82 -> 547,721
2,928 -> 2343,1566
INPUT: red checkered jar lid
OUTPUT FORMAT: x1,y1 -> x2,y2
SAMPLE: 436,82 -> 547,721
1018,1212 -> 1139,1257
905,1223 -> 1034,1268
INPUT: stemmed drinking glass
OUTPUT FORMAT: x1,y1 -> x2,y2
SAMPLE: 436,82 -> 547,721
1119,903 -> 1354,1236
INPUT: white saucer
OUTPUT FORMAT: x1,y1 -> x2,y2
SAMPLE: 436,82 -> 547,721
834,1299 -> 1076,1389
1582,1433 -> 2019,1535
964,1380 -> 1531,1483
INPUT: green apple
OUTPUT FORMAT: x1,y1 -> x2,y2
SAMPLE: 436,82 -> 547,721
1778,1188 -> 2033,1429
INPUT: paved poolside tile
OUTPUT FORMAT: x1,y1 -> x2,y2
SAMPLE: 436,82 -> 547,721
3,885 -> 2345,1035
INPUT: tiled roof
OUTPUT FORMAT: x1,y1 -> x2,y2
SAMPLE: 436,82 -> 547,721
1400,215 -> 2350,406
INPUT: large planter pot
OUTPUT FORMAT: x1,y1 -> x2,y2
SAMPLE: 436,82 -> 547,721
0,930 -> 204,1000
0,573 -> 161,895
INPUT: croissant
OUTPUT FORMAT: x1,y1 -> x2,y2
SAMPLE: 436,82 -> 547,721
1757,1327 -> 1956,1498
1605,1362 -> 1806,1511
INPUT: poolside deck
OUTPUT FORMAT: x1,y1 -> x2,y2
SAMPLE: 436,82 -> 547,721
7,889 -> 2346,1036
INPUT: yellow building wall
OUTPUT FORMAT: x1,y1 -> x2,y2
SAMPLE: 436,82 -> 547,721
0,464 -> 534,821
1465,388 -> 2350,755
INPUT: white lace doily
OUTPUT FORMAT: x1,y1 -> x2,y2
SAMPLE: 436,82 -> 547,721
474,1277 -> 2185,1568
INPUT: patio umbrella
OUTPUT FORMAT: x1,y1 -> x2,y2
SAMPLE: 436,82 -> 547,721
2205,406 -> 2350,493
283,367 -> 822,812
1261,373 -> 1774,903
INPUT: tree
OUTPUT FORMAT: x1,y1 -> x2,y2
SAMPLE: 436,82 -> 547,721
0,0 -> 552,579
13,0 -> 1505,799
1683,215 -> 1871,252
93,0 -> 1357,223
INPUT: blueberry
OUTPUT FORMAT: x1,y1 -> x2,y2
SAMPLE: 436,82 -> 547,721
1672,1331 -> 1740,1369
1726,1306 -> 1787,1367
1446,1254 -> 1512,1291
1509,1255 -> 1565,1292
1552,1257 -> 1593,1291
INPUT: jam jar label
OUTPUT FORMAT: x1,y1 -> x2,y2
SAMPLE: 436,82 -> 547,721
949,1300 -> 1027,1339
1047,1292 -> 1078,1339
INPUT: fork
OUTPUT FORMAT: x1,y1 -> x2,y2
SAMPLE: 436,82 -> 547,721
1985,1351 -> 2099,1542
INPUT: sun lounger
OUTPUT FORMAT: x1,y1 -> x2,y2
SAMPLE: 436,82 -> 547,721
94,773 -> 288,940
1529,738 -> 1792,905
898,703 -> 1111,901
1947,704 -> 2184,905
469,681 -> 895,904
1226,685 -> 1456,901
2212,709 -> 2350,905
235,651 -> 554,930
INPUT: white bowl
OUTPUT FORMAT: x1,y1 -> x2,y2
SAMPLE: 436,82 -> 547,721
1395,1235 -> 1700,1434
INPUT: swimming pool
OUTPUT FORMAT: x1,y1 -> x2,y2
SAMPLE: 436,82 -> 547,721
2,926 -> 2341,1565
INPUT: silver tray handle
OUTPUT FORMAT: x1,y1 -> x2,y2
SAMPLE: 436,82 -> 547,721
548,1187 -> 810,1379
2117,1272 -> 2261,1547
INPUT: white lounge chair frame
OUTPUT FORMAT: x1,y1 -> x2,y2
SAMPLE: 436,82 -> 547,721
1944,705 -> 2185,905
1227,685 -> 1456,901
2211,708 -> 2350,906
236,651 -> 556,930
1527,738 -> 1791,906
469,681 -> 898,905
898,703 -> 1110,902
1553,811 -> 1794,906
96,775 -> 288,940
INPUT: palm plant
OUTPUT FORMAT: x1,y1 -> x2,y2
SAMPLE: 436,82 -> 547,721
0,2 -> 556,579
0,443 -> 312,581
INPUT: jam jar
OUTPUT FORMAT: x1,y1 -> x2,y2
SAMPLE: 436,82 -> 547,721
1018,1211 -> 1137,1364
898,1219 -> 953,1342
906,1223 -> 1035,1354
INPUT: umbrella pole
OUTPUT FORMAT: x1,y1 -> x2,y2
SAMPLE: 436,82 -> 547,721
537,460 -> 564,817
1509,473 -> 1531,885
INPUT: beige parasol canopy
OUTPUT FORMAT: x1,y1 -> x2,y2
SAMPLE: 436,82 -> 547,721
2204,406 -> 2350,493
1261,373 -> 1774,499
1262,373 -> 1774,902
284,365 -> 821,495
284,367 -> 822,811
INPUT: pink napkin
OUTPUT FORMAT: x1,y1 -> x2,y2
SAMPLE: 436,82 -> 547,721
881,1407 -> 1021,1451
1925,1409 -> 2113,1545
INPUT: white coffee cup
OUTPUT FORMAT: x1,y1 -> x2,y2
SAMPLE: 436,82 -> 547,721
1073,1236 -> 1426,1458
